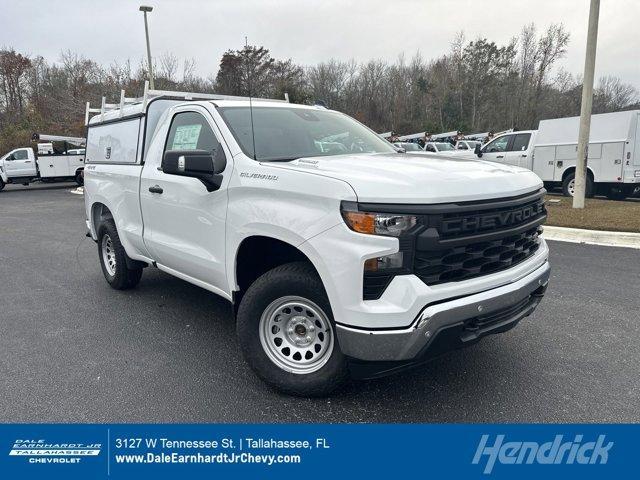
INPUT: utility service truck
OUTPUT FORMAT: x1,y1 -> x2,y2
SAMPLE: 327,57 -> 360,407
84,83 -> 550,396
0,134 -> 86,190
474,110 -> 640,199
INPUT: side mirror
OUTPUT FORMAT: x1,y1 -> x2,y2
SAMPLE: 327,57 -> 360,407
162,149 -> 226,192
474,144 -> 482,157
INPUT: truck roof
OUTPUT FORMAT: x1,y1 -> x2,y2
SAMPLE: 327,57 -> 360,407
88,99 -> 326,126
211,100 -> 324,110
86,81 -> 291,126
536,110 -> 639,146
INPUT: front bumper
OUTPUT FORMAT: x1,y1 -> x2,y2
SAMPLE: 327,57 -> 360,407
336,260 -> 550,378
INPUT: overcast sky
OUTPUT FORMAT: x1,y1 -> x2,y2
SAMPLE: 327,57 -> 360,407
2,0 -> 639,88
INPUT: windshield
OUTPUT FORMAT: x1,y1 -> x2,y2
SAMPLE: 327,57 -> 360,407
435,142 -> 454,151
217,106 -> 396,161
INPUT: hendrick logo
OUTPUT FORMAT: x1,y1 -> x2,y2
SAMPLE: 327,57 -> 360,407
472,434 -> 613,474
442,203 -> 544,235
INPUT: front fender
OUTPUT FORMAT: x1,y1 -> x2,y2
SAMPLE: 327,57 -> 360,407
224,160 -> 358,293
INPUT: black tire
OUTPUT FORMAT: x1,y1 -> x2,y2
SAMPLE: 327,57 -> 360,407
75,170 -> 84,186
0,178 -> 4,191
562,172 -> 593,198
97,219 -> 143,290
237,262 -> 349,397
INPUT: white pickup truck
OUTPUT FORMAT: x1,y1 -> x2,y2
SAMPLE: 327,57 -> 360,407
0,134 -> 86,190
84,87 -> 550,396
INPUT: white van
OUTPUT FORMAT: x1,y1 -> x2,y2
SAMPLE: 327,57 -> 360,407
475,111 -> 640,198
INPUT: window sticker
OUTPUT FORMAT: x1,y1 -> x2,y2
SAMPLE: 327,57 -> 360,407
172,124 -> 202,150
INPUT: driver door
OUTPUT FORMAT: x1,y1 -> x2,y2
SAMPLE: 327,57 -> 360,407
4,148 -> 36,177
481,135 -> 512,164
140,107 -> 231,294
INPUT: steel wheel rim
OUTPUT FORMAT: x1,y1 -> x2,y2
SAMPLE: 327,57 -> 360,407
568,179 -> 576,196
259,296 -> 334,374
101,234 -> 116,276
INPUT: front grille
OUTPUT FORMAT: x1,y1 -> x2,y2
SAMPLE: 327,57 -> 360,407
415,226 -> 541,284
358,189 -> 547,299
414,190 -> 546,286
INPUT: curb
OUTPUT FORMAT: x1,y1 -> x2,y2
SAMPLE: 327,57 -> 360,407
543,225 -> 640,250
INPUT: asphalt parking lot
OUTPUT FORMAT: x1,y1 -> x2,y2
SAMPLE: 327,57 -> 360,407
1,183 -> 639,423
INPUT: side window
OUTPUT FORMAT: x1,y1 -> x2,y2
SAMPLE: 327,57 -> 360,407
510,133 -> 531,152
484,135 -> 510,153
13,149 -> 28,160
164,112 -> 219,155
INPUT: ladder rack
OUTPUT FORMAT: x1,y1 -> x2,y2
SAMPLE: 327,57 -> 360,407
85,80 -> 290,125
32,133 -> 86,145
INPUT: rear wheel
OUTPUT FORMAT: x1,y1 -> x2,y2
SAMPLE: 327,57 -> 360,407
237,262 -> 348,396
97,219 -> 143,290
0,178 -> 4,191
75,170 -> 84,186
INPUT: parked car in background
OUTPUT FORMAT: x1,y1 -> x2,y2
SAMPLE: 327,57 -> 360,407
423,141 -> 456,155
393,142 -> 423,152
455,140 -> 481,151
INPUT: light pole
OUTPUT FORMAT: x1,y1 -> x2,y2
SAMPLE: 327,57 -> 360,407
573,0 -> 600,208
139,5 -> 154,89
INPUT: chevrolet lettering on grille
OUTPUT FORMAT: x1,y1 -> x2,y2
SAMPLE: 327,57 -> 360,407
441,202 -> 545,235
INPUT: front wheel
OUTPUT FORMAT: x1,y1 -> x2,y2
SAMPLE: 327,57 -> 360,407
0,178 -> 4,191
75,170 -> 84,186
97,219 -> 143,290
237,262 -> 348,396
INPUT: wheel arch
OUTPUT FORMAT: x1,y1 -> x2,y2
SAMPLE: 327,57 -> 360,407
233,235 -> 321,308
561,165 -> 595,181
90,202 -> 113,236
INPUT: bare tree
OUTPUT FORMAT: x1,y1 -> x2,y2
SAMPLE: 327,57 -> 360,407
594,75 -> 638,113
159,52 -> 179,82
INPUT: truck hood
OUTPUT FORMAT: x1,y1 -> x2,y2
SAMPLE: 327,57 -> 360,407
270,153 -> 542,203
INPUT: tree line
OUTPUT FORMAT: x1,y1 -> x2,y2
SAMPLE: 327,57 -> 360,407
1,22 -> 638,154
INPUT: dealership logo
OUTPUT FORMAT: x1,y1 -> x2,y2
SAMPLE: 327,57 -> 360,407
472,434 -> 613,474
441,202 -> 545,235
9,439 -> 102,465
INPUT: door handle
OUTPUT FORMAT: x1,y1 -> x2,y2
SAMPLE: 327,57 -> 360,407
25,160 -> 31,163
148,185 -> 163,194
521,154 -> 527,157
496,155 -> 504,159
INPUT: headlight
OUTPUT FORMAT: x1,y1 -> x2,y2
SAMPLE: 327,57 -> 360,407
342,210 -> 417,236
